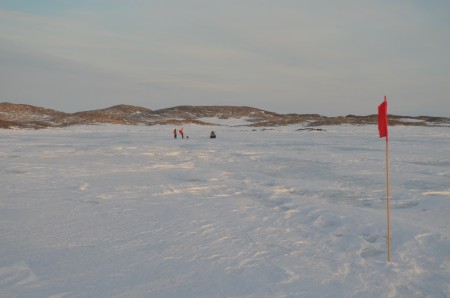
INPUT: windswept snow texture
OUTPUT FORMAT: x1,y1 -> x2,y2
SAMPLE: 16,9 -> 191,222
1,124 -> 450,298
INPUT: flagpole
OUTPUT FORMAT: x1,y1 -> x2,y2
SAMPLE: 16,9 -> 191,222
386,134 -> 391,263
378,95 -> 391,263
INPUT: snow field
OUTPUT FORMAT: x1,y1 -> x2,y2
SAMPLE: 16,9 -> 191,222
1,124 -> 450,297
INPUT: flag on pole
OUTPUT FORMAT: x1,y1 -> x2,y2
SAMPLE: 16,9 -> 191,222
378,96 -> 388,138
378,95 -> 391,262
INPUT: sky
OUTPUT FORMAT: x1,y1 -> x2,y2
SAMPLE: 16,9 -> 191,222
1,0 -> 449,116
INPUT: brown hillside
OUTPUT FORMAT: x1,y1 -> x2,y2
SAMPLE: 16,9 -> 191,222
1,102 -> 449,129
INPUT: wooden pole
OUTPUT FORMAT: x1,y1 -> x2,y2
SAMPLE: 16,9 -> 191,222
386,136 -> 391,262
378,95 -> 391,262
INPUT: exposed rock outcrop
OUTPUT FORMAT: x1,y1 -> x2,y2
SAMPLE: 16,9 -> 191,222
1,102 -> 449,129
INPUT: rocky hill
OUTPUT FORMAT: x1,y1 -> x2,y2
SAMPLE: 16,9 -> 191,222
1,102 -> 449,129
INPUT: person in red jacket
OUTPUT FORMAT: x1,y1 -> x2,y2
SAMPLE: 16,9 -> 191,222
173,128 -> 177,139
179,128 -> 184,139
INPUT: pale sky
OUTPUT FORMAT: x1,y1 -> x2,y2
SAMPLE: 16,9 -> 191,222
1,0 -> 449,116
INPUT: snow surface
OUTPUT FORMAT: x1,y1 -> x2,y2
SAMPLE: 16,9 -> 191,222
197,117 -> 254,126
1,124 -> 450,298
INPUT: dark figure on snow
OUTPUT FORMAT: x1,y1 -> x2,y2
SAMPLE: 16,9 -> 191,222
210,131 -> 216,138
173,128 -> 177,139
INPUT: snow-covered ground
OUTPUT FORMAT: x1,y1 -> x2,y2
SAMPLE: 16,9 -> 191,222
1,124 -> 449,298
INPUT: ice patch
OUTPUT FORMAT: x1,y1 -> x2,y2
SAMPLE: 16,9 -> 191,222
0,262 -> 38,288
422,191 -> 450,196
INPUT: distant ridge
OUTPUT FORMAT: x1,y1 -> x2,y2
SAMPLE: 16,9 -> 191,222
1,102 -> 449,129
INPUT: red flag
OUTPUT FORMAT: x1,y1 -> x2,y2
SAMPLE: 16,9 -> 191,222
378,96 -> 388,139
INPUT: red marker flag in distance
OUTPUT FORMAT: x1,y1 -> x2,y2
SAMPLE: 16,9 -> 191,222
378,97 -> 388,138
